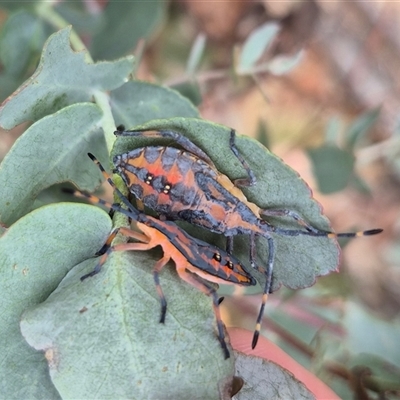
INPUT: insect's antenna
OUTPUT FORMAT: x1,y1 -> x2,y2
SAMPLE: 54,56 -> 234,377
326,228 -> 383,238
87,153 -> 136,215
62,188 -> 139,221
271,225 -> 383,239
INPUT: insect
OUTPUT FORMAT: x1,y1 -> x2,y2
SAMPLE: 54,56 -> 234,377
112,127 -> 383,348
64,157 -> 257,359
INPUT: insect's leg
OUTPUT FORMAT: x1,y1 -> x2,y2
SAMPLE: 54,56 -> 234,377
175,267 -> 230,359
260,208 -> 322,234
87,153 -> 139,216
114,129 -> 215,166
261,209 -> 383,238
81,228 -> 152,280
252,235 -> 275,349
96,227 -> 120,256
152,255 -> 171,323
249,232 -> 257,269
226,236 -> 234,254
229,129 -> 257,187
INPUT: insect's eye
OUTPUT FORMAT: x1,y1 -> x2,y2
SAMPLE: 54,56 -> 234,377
145,173 -> 154,185
163,183 -> 172,194
225,261 -> 234,270
213,252 -> 222,262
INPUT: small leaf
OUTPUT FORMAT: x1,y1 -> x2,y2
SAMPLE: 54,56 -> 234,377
344,301 -> 400,369
324,116 -> 342,144
0,103 -> 107,225
90,0 -> 168,60
0,203 -> 111,399
21,249 -> 234,398
238,22 -> 280,74
307,144 -> 355,194
256,119 -> 270,149
0,27 -> 135,129
112,117 -> 340,292
233,352 -> 314,399
110,81 -> 199,128
0,10 -> 46,77
186,33 -> 206,76
171,81 -> 202,106
265,50 -> 304,76
346,107 -> 380,150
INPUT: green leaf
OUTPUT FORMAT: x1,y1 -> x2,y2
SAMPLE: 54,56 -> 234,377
21,246 -> 234,398
346,107 -> 380,150
265,50 -> 304,76
0,10 -> 46,77
54,1 -> 104,37
0,27 -> 135,129
171,81 -> 203,107
0,203 -> 111,399
324,116 -> 342,144
256,119 -> 270,149
186,33 -> 206,76
238,22 -> 280,74
110,81 -> 199,128
344,302 -> 400,369
0,73 -> 20,101
0,2 -> 28,11
233,352 -> 314,399
0,103 -> 107,226
90,0 -> 167,61
307,144 -> 355,194
111,117 -> 340,292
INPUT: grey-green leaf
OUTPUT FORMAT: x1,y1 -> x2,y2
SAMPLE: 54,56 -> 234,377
110,81 -> 199,128
111,117 -> 340,292
0,103 -> 107,226
0,203 -> 111,399
346,107 -> 380,150
0,10 -> 46,77
307,144 -> 355,194
90,0 -> 167,61
233,352 -> 314,399
21,248 -> 234,399
238,22 -> 280,74
0,26 -> 135,129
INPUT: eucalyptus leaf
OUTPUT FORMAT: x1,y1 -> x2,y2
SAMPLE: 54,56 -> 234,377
264,50 -> 304,76
346,107 -> 380,150
21,247 -> 234,398
238,22 -> 280,74
0,10 -> 46,77
344,302 -> 400,369
0,203 -> 111,399
111,117 -> 340,292
233,352 -> 314,399
186,33 -> 206,76
307,144 -> 355,194
110,81 -> 199,128
90,0 -> 167,60
0,27 -> 135,129
0,103 -> 107,226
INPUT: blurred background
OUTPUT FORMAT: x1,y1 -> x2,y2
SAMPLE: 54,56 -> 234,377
1,1 -> 399,398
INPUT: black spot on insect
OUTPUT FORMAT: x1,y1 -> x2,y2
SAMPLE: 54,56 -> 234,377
213,253 -> 222,262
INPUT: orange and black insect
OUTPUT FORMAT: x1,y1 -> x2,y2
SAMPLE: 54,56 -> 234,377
64,157 -> 257,359
112,127 -> 383,348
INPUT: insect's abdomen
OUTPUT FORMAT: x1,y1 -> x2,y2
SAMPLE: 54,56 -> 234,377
114,146 -> 211,215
